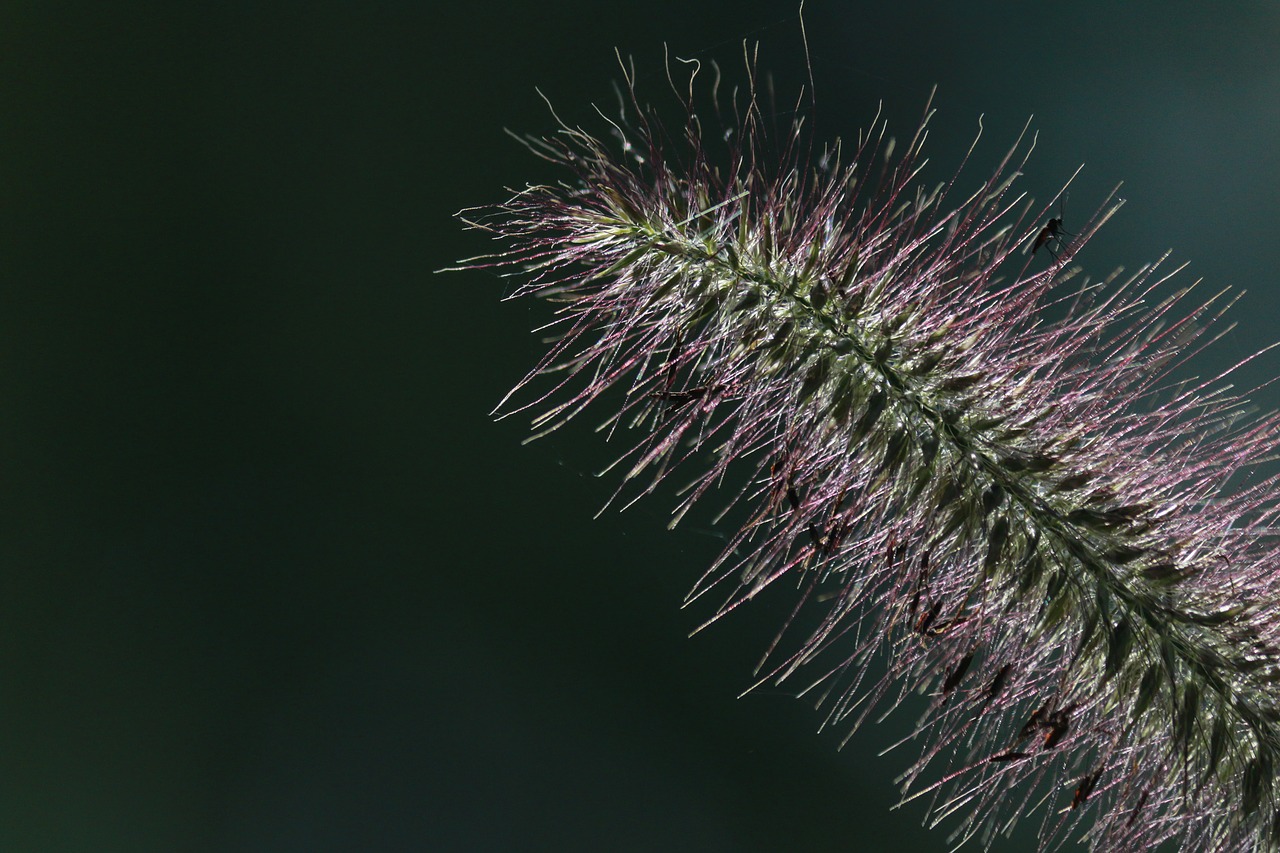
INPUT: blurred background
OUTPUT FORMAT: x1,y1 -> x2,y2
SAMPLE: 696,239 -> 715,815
1,1 -> 1277,850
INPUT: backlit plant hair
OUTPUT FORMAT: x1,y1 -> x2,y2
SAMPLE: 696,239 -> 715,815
452,46 -> 1280,851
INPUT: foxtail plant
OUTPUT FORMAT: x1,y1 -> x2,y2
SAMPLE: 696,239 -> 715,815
453,54 -> 1280,851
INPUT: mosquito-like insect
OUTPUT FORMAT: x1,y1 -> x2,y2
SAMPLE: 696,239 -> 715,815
1071,768 -> 1103,810
981,663 -> 1013,707
1032,195 -> 1074,260
1043,708 -> 1073,749
649,385 -> 713,405
1018,700 -> 1077,750
647,338 -> 724,412
942,652 -> 975,694
806,487 -> 854,557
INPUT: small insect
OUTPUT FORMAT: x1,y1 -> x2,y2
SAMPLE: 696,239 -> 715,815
1032,195 -> 1074,260
1019,703 -> 1052,739
1042,708 -> 1072,749
1071,768 -> 1103,810
907,552 -> 930,623
925,615 -> 970,637
649,334 -> 689,415
806,517 -> 852,557
982,663 -> 1013,705
1016,700 -> 1077,749
820,516 -> 852,555
912,585 -> 971,637
943,652 -> 975,694
917,598 -> 944,635
807,521 -> 825,548
803,486 -> 856,558
1125,790 -> 1150,829
769,460 -> 799,513
970,663 -> 1013,723
649,385 -> 711,405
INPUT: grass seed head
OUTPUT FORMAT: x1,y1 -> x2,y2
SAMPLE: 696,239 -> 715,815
454,51 -> 1280,852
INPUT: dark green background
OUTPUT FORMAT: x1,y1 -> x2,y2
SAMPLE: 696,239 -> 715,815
2,2 -> 1277,850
